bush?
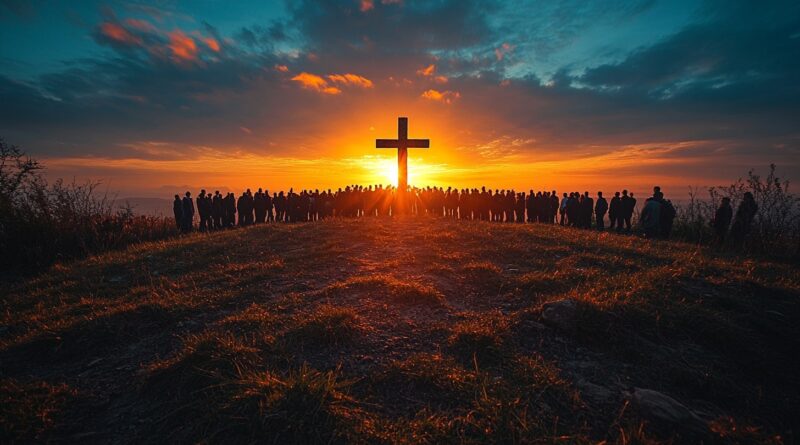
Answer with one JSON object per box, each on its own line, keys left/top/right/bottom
{"left": 672, "top": 164, "right": 800, "bottom": 256}
{"left": 0, "top": 138, "right": 177, "bottom": 275}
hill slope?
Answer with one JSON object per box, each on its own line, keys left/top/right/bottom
{"left": 1, "top": 218, "right": 798, "bottom": 443}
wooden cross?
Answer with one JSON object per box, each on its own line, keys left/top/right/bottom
{"left": 376, "top": 117, "right": 429, "bottom": 192}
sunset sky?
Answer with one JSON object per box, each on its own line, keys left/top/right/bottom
{"left": 1, "top": 0, "right": 798, "bottom": 197}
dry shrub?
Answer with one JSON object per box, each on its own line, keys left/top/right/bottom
{"left": 0, "top": 379, "right": 77, "bottom": 443}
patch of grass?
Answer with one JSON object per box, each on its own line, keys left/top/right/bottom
{"left": 324, "top": 275, "right": 446, "bottom": 306}
{"left": 0, "top": 379, "right": 77, "bottom": 443}
{"left": 222, "top": 365, "right": 360, "bottom": 444}
{"left": 461, "top": 261, "right": 505, "bottom": 294}
{"left": 371, "top": 353, "right": 478, "bottom": 409}
{"left": 143, "top": 331, "right": 262, "bottom": 400}
{"left": 281, "top": 304, "right": 364, "bottom": 350}
{"left": 447, "top": 315, "right": 508, "bottom": 368}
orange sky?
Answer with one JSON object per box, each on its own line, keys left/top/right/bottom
{"left": 5, "top": 2, "right": 798, "bottom": 199}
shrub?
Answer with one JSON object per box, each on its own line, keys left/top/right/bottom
{"left": 0, "top": 138, "right": 177, "bottom": 275}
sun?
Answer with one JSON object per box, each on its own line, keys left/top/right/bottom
{"left": 378, "top": 158, "right": 398, "bottom": 187}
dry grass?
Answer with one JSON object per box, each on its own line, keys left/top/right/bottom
{"left": 0, "top": 218, "right": 798, "bottom": 443}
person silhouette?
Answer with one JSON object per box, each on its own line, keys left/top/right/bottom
{"left": 595, "top": 191, "right": 608, "bottom": 230}
{"left": 181, "top": 191, "right": 194, "bottom": 233}
{"left": 640, "top": 191, "right": 663, "bottom": 238}
{"left": 197, "top": 189, "right": 210, "bottom": 232}
{"left": 712, "top": 197, "right": 733, "bottom": 244}
{"left": 173, "top": 194, "right": 183, "bottom": 229}
{"left": 731, "top": 192, "right": 758, "bottom": 249}
{"left": 212, "top": 191, "right": 223, "bottom": 229}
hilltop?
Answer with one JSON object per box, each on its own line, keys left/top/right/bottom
{"left": 1, "top": 218, "right": 798, "bottom": 443}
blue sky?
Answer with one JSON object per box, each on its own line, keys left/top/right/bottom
{"left": 1, "top": 0, "right": 798, "bottom": 195}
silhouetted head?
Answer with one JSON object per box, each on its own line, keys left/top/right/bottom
{"left": 722, "top": 197, "right": 731, "bottom": 205}
{"left": 654, "top": 186, "right": 661, "bottom": 194}
{"left": 185, "top": 191, "right": 191, "bottom": 197}
{"left": 744, "top": 192, "right": 754, "bottom": 201}
{"left": 598, "top": 191, "right": 603, "bottom": 197}
{"left": 630, "top": 192, "right": 634, "bottom": 197}
{"left": 200, "top": 189, "right": 206, "bottom": 195}
{"left": 174, "top": 194, "right": 179, "bottom": 200}
{"left": 615, "top": 191, "right": 620, "bottom": 197}
{"left": 622, "top": 189, "right": 628, "bottom": 196}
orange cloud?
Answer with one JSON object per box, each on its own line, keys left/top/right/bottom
{"left": 291, "top": 72, "right": 342, "bottom": 94}
{"left": 360, "top": 0, "right": 374, "bottom": 12}
{"left": 417, "top": 64, "right": 436, "bottom": 77}
{"left": 99, "top": 22, "right": 142, "bottom": 46}
{"left": 434, "top": 75, "right": 448, "bottom": 84}
{"left": 168, "top": 31, "right": 198, "bottom": 62}
{"left": 203, "top": 37, "right": 220, "bottom": 52}
{"left": 495, "top": 42, "right": 514, "bottom": 61}
{"left": 275, "top": 64, "right": 290, "bottom": 72}
{"left": 123, "top": 18, "right": 155, "bottom": 33}
{"left": 421, "top": 89, "right": 460, "bottom": 104}
{"left": 327, "top": 73, "right": 374, "bottom": 88}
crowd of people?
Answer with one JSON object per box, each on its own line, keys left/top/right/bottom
{"left": 171, "top": 184, "right": 757, "bottom": 243}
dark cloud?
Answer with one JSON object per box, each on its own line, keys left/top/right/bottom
{"left": 289, "top": 0, "right": 499, "bottom": 53}
{"left": 0, "top": 0, "right": 798, "bottom": 185}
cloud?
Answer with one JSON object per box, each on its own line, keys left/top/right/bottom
{"left": 327, "top": 73, "right": 373, "bottom": 88}
{"left": 93, "top": 18, "right": 223, "bottom": 67}
{"left": 291, "top": 72, "right": 373, "bottom": 94}
{"left": 168, "top": 31, "right": 198, "bottom": 62}
{"left": 97, "top": 22, "right": 143, "bottom": 48}
{"left": 291, "top": 72, "right": 342, "bottom": 94}
{"left": 417, "top": 64, "right": 436, "bottom": 77}
{"left": 421, "top": 89, "right": 460, "bottom": 104}
{"left": 494, "top": 42, "right": 513, "bottom": 61}
{"left": 203, "top": 37, "right": 220, "bottom": 52}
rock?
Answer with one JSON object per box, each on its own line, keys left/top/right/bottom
{"left": 541, "top": 299, "right": 578, "bottom": 331}
{"left": 577, "top": 379, "right": 613, "bottom": 403}
{"left": 632, "top": 388, "right": 706, "bottom": 433}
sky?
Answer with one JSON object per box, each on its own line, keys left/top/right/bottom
{"left": 1, "top": 0, "right": 798, "bottom": 198}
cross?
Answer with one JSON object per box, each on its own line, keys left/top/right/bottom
{"left": 376, "top": 117, "right": 429, "bottom": 192}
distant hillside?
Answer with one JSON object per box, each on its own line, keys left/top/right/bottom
{"left": 117, "top": 197, "right": 173, "bottom": 216}
{"left": 1, "top": 219, "right": 797, "bottom": 443}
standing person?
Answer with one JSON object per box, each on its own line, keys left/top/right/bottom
{"left": 608, "top": 192, "right": 621, "bottom": 230}
{"left": 619, "top": 190, "right": 634, "bottom": 233}
{"left": 550, "top": 190, "right": 559, "bottom": 224}
{"left": 181, "top": 191, "right": 194, "bottom": 233}
{"left": 237, "top": 192, "right": 247, "bottom": 226}
{"left": 224, "top": 192, "right": 236, "bottom": 227}
{"left": 595, "top": 191, "right": 608, "bottom": 230}
{"left": 640, "top": 192, "right": 662, "bottom": 239}
{"left": 254, "top": 188, "right": 266, "bottom": 223}
{"left": 212, "top": 191, "right": 223, "bottom": 229}
{"left": 660, "top": 196, "right": 676, "bottom": 239}
{"left": 265, "top": 191, "right": 274, "bottom": 222}
{"left": 582, "top": 192, "right": 594, "bottom": 229}
{"left": 559, "top": 192, "right": 568, "bottom": 225}
{"left": 172, "top": 194, "right": 183, "bottom": 229}
{"left": 730, "top": 192, "right": 758, "bottom": 249}
{"left": 196, "top": 189, "right": 210, "bottom": 232}
{"left": 712, "top": 197, "right": 733, "bottom": 245}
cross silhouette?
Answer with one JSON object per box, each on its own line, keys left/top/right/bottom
{"left": 376, "top": 117, "right": 429, "bottom": 192}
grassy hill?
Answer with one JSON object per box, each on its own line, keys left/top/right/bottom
{"left": 1, "top": 218, "right": 798, "bottom": 443}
